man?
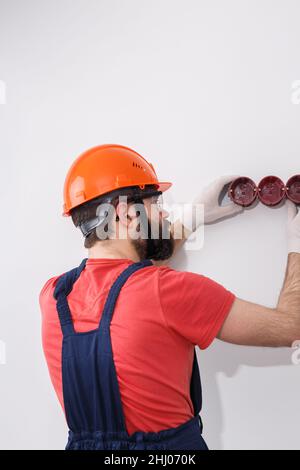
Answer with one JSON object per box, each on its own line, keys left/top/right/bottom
{"left": 39, "top": 144, "right": 300, "bottom": 450}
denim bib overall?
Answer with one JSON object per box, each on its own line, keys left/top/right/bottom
{"left": 53, "top": 258, "right": 208, "bottom": 450}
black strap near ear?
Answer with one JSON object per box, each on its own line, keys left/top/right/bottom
{"left": 79, "top": 189, "right": 162, "bottom": 238}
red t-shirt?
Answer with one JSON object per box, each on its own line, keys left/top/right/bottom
{"left": 39, "top": 258, "right": 235, "bottom": 435}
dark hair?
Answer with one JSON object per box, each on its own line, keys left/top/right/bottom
{"left": 70, "top": 184, "right": 158, "bottom": 248}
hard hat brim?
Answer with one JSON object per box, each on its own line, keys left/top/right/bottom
{"left": 62, "top": 181, "right": 172, "bottom": 216}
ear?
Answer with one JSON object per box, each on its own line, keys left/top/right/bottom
{"left": 116, "top": 201, "right": 130, "bottom": 227}
{"left": 116, "top": 200, "right": 141, "bottom": 227}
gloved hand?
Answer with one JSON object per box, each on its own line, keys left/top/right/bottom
{"left": 181, "top": 174, "right": 244, "bottom": 237}
{"left": 287, "top": 200, "right": 300, "bottom": 254}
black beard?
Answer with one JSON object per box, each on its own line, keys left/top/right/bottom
{"left": 131, "top": 216, "right": 175, "bottom": 261}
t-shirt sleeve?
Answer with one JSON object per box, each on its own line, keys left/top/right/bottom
{"left": 158, "top": 267, "right": 236, "bottom": 349}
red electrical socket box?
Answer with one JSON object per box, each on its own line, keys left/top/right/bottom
{"left": 257, "top": 176, "right": 285, "bottom": 206}
{"left": 228, "top": 177, "right": 257, "bottom": 207}
{"left": 286, "top": 175, "right": 300, "bottom": 204}
{"left": 228, "top": 175, "right": 300, "bottom": 207}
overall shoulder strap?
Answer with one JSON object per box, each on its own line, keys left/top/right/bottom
{"left": 99, "top": 259, "right": 153, "bottom": 331}
{"left": 53, "top": 258, "right": 88, "bottom": 336}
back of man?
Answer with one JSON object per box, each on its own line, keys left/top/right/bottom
{"left": 39, "top": 257, "right": 235, "bottom": 435}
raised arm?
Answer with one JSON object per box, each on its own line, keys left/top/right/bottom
{"left": 152, "top": 175, "right": 243, "bottom": 266}
{"left": 218, "top": 201, "right": 300, "bottom": 348}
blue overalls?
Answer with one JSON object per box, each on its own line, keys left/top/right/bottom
{"left": 53, "top": 258, "right": 209, "bottom": 451}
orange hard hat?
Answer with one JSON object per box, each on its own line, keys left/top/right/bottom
{"left": 62, "top": 144, "right": 172, "bottom": 216}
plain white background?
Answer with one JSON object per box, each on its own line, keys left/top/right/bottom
{"left": 0, "top": 0, "right": 299, "bottom": 450}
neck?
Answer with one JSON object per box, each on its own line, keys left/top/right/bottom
{"left": 88, "top": 239, "right": 141, "bottom": 262}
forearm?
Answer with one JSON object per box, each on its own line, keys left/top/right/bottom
{"left": 153, "top": 175, "right": 242, "bottom": 267}
{"left": 276, "top": 253, "right": 300, "bottom": 341}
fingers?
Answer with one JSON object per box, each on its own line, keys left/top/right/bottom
{"left": 212, "top": 174, "right": 243, "bottom": 192}
{"left": 220, "top": 202, "right": 244, "bottom": 217}
{"left": 286, "top": 199, "right": 297, "bottom": 222}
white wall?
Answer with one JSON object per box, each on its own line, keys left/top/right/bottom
{"left": 0, "top": 0, "right": 299, "bottom": 450}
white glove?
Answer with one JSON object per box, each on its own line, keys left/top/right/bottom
{"left": 287, "top": 199, "right": 300, "bottom": 254}
{"left": 181, "top": 174, "right": 244, "bottom": 237}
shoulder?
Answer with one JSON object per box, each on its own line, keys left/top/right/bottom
{"left": 38, "top": 276, "right": 60, "bottom": 311}
{"left": 156, "top": 264, "right": 207, "bottom": 287}
{"left": 156, "top": 264, "right": 232, "bottom": 290}
{"left": 156, "top": 264, "right": 234, "bottom": 310}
